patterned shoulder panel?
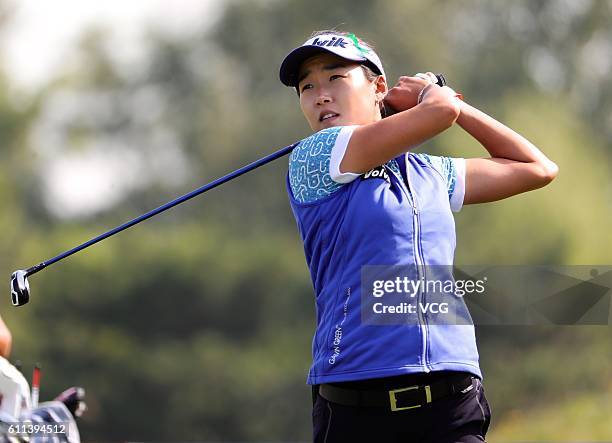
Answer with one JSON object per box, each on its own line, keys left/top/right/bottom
{"left": 411, "top": 153, "right": 457, "bottom": 200}
{"left": 386, "top": 158, "right": 401, "bottom": 177}
{"left": 288, "top": 127, "right": 345, "bottom": 204}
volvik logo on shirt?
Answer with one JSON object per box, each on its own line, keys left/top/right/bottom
{"left": 363, "top": 165, "right": 390, "bottom": 182}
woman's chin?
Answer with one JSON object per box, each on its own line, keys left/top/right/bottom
{"left": 317, "top": 116, "right": 343, "bottom": 130}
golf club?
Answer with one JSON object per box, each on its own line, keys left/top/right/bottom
{"left": 10, "top": 142, "right": 298, "bottom": 307}
{"left": 10, "top": 73, "right": 448, "bottom": 307}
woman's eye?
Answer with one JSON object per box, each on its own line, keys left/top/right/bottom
{"left": 301, "top": 84, "right": 312, "bottom": 92}
{"left": 330, "top": 75, "right": 343, "bottom": 81}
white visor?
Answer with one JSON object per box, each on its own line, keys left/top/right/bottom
{"left": 279, "top": 33, "right": 386, "bottom": 87}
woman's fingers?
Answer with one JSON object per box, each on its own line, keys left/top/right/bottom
{"left": 414, "top": 72, "right": 438, "bottom": 84}
{"left": 385, "top": 76, "right": 431, "bottom": 111}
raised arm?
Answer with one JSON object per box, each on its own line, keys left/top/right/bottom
{"left": 457, "top": 102, "right": 559, "bottom": 204}
{"left": 340, "top": 78, "right": 460, "bottom": 174}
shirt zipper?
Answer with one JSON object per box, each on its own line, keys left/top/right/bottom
{"left": 389, "top": 158, "right": 431, "bottom": 372}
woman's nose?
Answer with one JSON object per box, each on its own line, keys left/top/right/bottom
{"left": 316, "top": 94, "right": 332, "bottom": 106}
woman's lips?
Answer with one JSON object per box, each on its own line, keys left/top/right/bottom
{"left": 320, "top": 113, "right": 339, "bottom": 123}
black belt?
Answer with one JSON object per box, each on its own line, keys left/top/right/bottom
{"left": 318, "top": 374, "right": 474, "bottom": 412}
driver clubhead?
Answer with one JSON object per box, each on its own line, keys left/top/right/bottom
{"left": 11, "top": 270, "right": 30, "bottom": 306}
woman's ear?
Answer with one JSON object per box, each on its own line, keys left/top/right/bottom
{"left": 375, "top": 76, "right": 388, "bottom": 103}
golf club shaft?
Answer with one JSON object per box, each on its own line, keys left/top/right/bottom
{"left": 25, "top": 142, "right": 299, "bottom": 277}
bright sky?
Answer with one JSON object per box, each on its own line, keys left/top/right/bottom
{"left": 1, "top": 0, "right": 221, "bottom": 218}
{"left": 2, "top": 0, "right": 221, "bottom": 91}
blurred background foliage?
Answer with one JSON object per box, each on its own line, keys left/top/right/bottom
{"left": 0, "top": 0, "right": 610, "bottom": 441}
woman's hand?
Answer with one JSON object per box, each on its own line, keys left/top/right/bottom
{"left": 340, "top": 74, "right": 460, "bottom": 175}
{"left": 383, "top": 75, "right": 431, "bottom": 112}
{"left": 383, "top": 72, "right": 459, "bottom": 113}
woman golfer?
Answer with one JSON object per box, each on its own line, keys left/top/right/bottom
{"left": 280, "top": 30, "right": 558, "bottom": 442}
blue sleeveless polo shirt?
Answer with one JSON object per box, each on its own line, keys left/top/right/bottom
{"left": 287, "top": 126, "right": 481, "bottom": 385}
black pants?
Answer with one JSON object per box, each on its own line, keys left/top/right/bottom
{"left": 312, "top": 377, "right": 492, "bottom": 443}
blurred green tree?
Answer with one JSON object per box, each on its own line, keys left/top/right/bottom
{"left": 0, "top": 0, "right": 610, "bottom": 441}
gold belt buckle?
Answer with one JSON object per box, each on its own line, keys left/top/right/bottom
{"left": 388, "top": 384, "right": 432, "bottom": 411}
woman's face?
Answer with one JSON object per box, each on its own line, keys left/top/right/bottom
{"left": 297, "top": 52, "right": 386, "bottom": 132}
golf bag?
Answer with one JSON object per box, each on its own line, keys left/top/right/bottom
{"left": 0, "top": 357, "right": 82, "bottom": 443}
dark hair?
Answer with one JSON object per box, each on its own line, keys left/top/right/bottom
{"left": 294, "top": 30, "right": 382, "bottom": 96}
{"left": 360, "top": 64, "right": 379, "bottom": 82}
